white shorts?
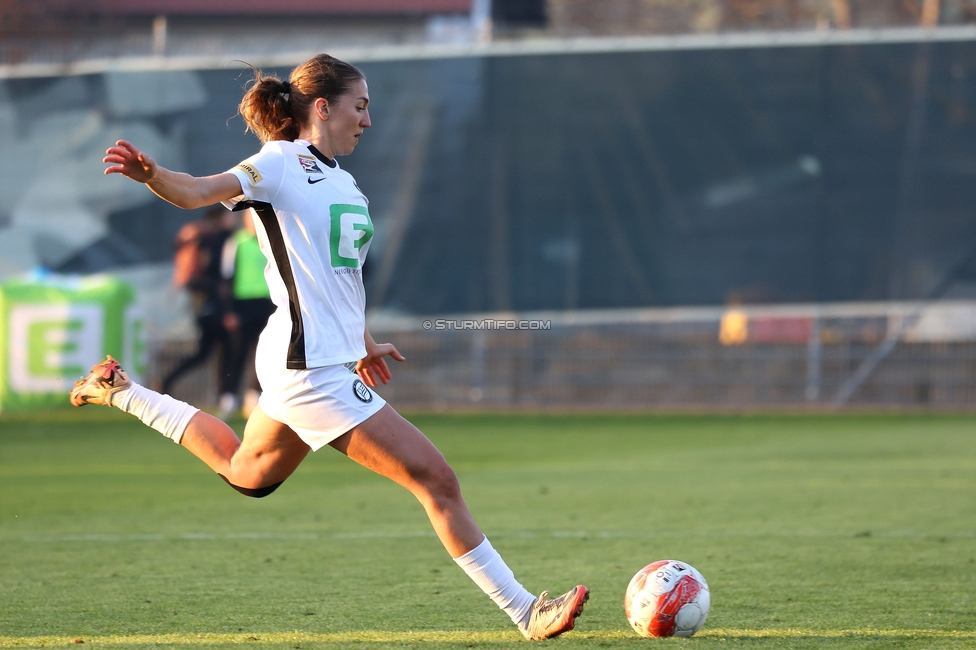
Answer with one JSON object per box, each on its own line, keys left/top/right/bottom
{"left": 256, "top": 362, "right": 386, "bottom": 451}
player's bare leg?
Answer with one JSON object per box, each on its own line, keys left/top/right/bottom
{"left": 72, "top": 358, "right": 586, "bottom": 637}
{"left": 71, "top": 356, "right": 308, "bottom": 495}
{"left": 329, "top": 403, "right": 482, "bottom": 556}
{"left": 329, "top": 404, "right": 588, "bottom": 639}
{"left": 180, "top": 407, "right": 310, "bottom": 491}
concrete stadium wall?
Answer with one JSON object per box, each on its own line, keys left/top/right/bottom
{"left": 153, "top": 301, "right": 976, "bottom": 410}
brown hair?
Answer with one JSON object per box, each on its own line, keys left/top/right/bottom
{"left": 238, "top": 54, "right": 365, "bottom": 143}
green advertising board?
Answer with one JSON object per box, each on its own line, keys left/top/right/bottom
{"left": 0, "top": 274, "right": 146, "bottom": 413}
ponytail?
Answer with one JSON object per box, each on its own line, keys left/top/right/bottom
{"left": 239, "top": 70, "right": 299, "bottom": 143}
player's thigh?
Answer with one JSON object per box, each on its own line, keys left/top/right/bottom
{"left": 329, "top": 404, "right": 452, "bottom": 492}
{"left": 234, "top": 405, "right": 311, "bottom": 486}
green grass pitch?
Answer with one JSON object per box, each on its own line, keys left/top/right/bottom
{"left": 1, "top": 410, "right": 974, "bottom": 649}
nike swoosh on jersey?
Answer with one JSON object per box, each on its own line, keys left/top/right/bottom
{"left": 307, "top": 177, "right": 326, "bottom": 185}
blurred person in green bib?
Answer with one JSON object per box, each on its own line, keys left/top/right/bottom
{"left": 218, "top": 209, "right": 275, "bottom": 419}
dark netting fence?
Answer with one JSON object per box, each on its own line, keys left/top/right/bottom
{"left": 5, "top": 35, "right": 976, "bottom": 408}
{"left": 4, "top": 38, "right": 974, "bottom": 310}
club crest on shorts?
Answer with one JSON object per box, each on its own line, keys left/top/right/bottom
{"left": 352, "top": 379, "right": 373, "bottom": 403}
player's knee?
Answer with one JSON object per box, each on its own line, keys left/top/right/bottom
{"left": 218, "top": 473, "right": 284, "bottom": 498}
{"left": 419, "top": 461, "right": 462, "bottom": 504}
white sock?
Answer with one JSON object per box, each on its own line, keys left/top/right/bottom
{"left": 454, "top": 536, "right": 536, "bottom": 629}
{"left": 112, "top": 383, "right": 198, "bottom": 444}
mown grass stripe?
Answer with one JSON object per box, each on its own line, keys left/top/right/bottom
{"left": 6, "top": 529, "right": 976, "bottom": 545}
{"left": 2, "top": 629, "right": 975, "bottom": 647}
{"left": 700, "top": 628, "right": 976, "bottom": 638}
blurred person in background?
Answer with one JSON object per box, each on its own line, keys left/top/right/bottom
{"left": 218, "top": 208, "right": 274, "bottom": 419}
{"left": 162, "top": 206, "right": 235, "bottom": 400}
{"left": 73, "top": 53, "right": 587, "bottom": 640}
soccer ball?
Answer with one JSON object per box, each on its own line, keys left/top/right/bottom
{"left": 624, "top": 560, "right": 710, "bottom": 637}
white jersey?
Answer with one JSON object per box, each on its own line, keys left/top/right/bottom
{"left": 224, "top": 139, "right": 372, "bottom": 370}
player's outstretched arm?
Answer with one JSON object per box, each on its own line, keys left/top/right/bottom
{"left": 104, "top": 140, "right": 242, "bottom": 210}
{"left": 356, "top": 327, "right": 405, "bottom": 387}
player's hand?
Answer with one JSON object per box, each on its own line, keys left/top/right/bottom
{"left": 356, "top": 342, "right": 405, "bottom": 387}
{"left": 103, "top": 140, "right": 158, "bottom": 183}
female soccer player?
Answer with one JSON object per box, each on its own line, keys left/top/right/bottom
{"left": 71, "top": 54, "right": 587, "bottom": 640}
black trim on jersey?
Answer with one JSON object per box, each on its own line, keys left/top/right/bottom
{"left": 307, "top": 145, "right": 337, "bottom": 168}
{"left": 233, "top": 200, "right": 307, "bottom": 369}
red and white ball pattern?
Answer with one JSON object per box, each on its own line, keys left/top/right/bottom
{"left": 624, "top": 560, "right": 710, "bottom": 637}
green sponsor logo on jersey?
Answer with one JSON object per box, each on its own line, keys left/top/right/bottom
{"left": 329, "top": 204, "right": 373, "bottom": 269}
